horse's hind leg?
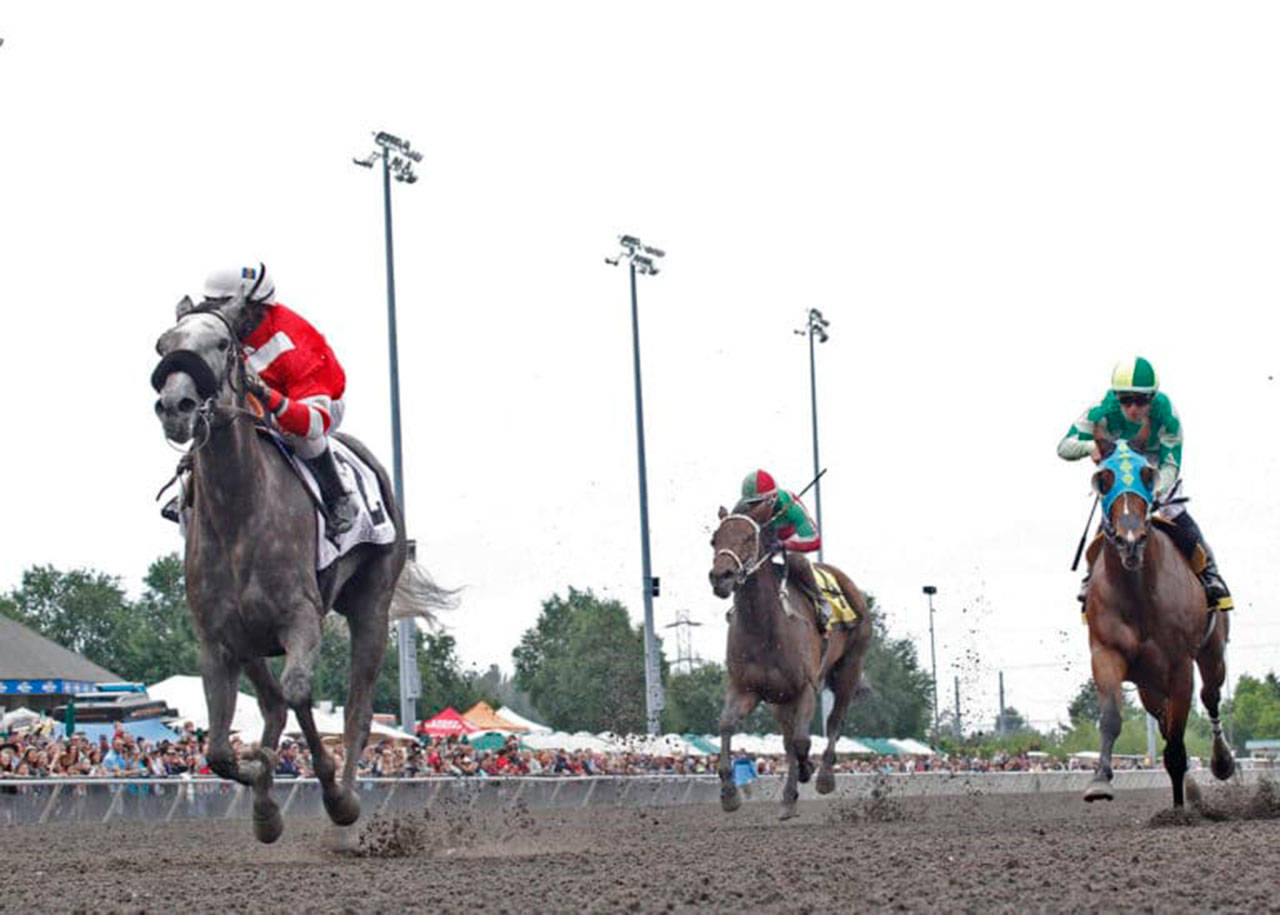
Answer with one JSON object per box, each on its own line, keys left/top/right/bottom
{"left": 718, "top": 689, "right": 759, "bottom": 813}
{"left": 817, "top": 650, "right": 863, "bottom": 796}
{"left": 1197, "top": 615, "right": 1235, "bottom": 780}
{"left": 239, "top": 658, "right": 289, "bottom": 843}
{"left": 333, "top": 564, "right": 394, "bottom": 824}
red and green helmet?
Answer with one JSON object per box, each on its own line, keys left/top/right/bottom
{"left": 1111, "top": 356, "right": 1159, "bottom": 395}
{"left": 741, "top": 469, "right": 778, "bottom": 503}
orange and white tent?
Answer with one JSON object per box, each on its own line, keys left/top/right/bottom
{"left": 462, "top": 700, "right": 526, "bottom": 733}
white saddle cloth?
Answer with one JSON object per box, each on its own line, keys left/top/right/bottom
{"left": 177, "top": 436, "right": 397, "bottom": 570}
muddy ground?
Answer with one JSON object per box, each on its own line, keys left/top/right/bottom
{"left": 8, "top": 780, "right": 1280, "bottom": 914}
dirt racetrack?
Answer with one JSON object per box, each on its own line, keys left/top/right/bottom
{"left": 8, "top": 781, "right": 1280, "bottom": 914}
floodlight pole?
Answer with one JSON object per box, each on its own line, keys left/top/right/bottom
{"left": 923, "top": 586, "right": 940, "bottom": 747}
{"left": 354, "top": 131, "right": 421, "bottom": 732}
{"left": 795, "top": 309, "right": 829, "bottom": 562}
{"left": 606, "top": 235, "right": 666, "bottom": 735}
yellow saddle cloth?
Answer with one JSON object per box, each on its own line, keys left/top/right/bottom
{"left": 814, "top": 565, "right": 859, "bottom": 632}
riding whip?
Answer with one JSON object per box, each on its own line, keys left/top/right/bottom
{"left": 1070, "top": 494, "right": 1099, "bottom": 572}
{"left": 795, "top": 468, "right": 827, "bottom": 501}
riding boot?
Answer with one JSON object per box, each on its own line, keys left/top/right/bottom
{"left": 303, "top": 446, "right": 359, "bottom": 536}
{"left": 785, "top": 553, "right": 832, "bottom": 629}
{"left": 1169, "top": 512, "right": 1234, "bottom": 612}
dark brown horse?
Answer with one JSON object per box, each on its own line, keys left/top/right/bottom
{"left": 708, "top": 498, "right": 873, "bottom": 819}
{"left": 1083, "top": 437, "right": 1234, "bottom": 807}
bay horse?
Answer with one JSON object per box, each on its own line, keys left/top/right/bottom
{"left": 1083, "top": 437, "right": 1234, "bottom": 807}
{"left": 708, "top": 498, "right": 873, "bottom": 819}
{"left": 151, "top": 299, "right": 450, "bottom": 843}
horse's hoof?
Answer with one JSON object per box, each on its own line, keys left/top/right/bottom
{"left": 1212, "top": 754, "right": 1235, "bottom": 781}
{"left": 815, "top": 769, "right": 836, "bottom": 795}
{"left": 1083, "top": 782, "right": 1114, "bottom": 803}
{"left": 779, "top": 805, "right": 799, "bottom": 821}
{"left": 720, "top": 788, "right": 741, "bottom": 813}
{"left": 253, "top": 803, "right": 284, "bottom": 844}
{"left": 323, "top": 790, "right": 361, "bottom": 827}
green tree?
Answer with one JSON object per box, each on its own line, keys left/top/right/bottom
{"left": 1067, "top": 679, "right": 1101, "bottom": 724}
{"left": 309, "top": 618, "right": 483, "bottom": 719}
{"left": 838, "top": 602, "right": 933, "bottom": 739}
{"left": 661, "top": 663, "right": 726, "bottom": 734}
{"left": 1224, "top": 673, "right": 1280, "bottom": 751}
{"left": 995, "top": 705, "right": 1029, "bottom": 734}
{"left": 513, "top": 588, "right": 657, "bottom": 733}
{"left": 125, "top": 554, "right": 200, "bottom": 684}
{"left": 0, "top": 565, "right": 135, "bottom": 676}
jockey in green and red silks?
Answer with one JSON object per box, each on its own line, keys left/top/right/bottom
{"left": 737, "top": 469, "right": 830, "bottom": 616}
{"left": 738, "top": 470, "right": 821, "bottom": 553}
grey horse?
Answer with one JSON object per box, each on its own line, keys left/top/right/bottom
{"left": 152, "top": 299, "right": 448, "bottom": 844}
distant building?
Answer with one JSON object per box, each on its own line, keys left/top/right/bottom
{"left": 0, "top": 614, "right": 122, "bottom": 713}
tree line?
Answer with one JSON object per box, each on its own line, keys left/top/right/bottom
{"left": 12, "top": 556, "right": 1275, "bottom": 750}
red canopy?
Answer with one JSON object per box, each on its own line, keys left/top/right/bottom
{"left": 416, "top": 706, "right": 478, "bottom": 737}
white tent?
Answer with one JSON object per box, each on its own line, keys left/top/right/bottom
{"left": 148, "top": 675, "right": 415, "bottom": 744}
{"left": 496, "top": 706, "right": 552, "bottom": 735}
{"left": 522, "top": 730, "right": 612, "bottom": 752}
{"left": 890, "top": 738, "right": 935, "bottom": 755}
{"left": 1, "top": 707, "right": 42, "bottom": 730}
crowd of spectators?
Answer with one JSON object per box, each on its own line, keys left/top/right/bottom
{"left": 1, "top": 718, "right": 1165, "bottom": 780}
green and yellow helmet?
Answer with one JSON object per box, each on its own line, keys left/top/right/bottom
{"left": 1111, "top": 356, "right": 1159, "bottom": 395}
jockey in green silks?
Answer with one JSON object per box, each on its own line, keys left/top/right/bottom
{"left": 736, "top": 469, "right": 832, "bottom": 620}
{"left": 1058, "top": 356, "right": 1233, "bottom": 612}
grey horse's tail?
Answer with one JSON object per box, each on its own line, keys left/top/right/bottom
{"left": 389, "top": 559, "right": 459, "bottom": 627}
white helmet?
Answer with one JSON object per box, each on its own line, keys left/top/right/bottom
{"left": 203, "top": 263, "right": 275, "bottom": 305}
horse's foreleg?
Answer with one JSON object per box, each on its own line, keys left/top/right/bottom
{"left": 1085, "top": 646, "right": 1127, "bottom": 802}
{"left": 718, "top": 689, "right": 759, "bottom": 813}
{"left": 774, "top": 689, "right": 815, "bottom": 821}
{"left": 241, "top": 659, "right": 288, "bottom": 844}
{"left": 200, "top": 646, "right": 250, "bottom": 784}
{"left": 1161, "top": 667, "right": 1194, "bottom": 808}
{"left": 1197, "top": 618, "right": 1235, "bottom": 781}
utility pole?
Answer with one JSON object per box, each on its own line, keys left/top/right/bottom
{"left": 794, "top": 309, "right": 830, "bottom": 562}
{"left": 605, "top": 234, "right": 666, "bottom": 735}
{"left": 954, "top": 675, "right": 962, "bottom": 739}
{"left": 923, "top": 586, "right": 939, "bottom": 747}
{"left": 998, "top": 670, "right": 1007, "bottom": 737}
{"left": 353, "top": 131, "right": 422, "bottom": 731}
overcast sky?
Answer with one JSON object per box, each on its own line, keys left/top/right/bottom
{"left": 3, "top": 3, "right": 1279, "bottom": 732}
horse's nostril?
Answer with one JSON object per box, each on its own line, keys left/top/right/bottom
{"left": 178, "top": 398, "right": 197, "bottom": 413}
{"left": 154, "top": 400, "right": 164, "bottom": 416}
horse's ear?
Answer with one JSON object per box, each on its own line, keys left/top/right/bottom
{"left": 1092, "top": 469, "right": 1114, "bottom": 495}
{"left": 1140, "top": 465, "right": 1155, "bottom": 491}
{"left": 718, "top": 505, "right": 728, "bottom": 520}
{"left": 175, "top": 295, "right": 194, "bottom": 320}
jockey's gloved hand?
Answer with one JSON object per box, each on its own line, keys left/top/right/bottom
{"left": 244, "top": 368, "right": 287, "bottom": 418}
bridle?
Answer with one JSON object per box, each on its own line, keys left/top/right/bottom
{"left": 714, "top": 513, "right": 777, "bottom": 584}
{"left": 152, "top": 306, "right": 255, "bottom": 455}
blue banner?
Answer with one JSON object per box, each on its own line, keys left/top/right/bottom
{"left": 0, "top": 679, "right": 96, "bottom": 697}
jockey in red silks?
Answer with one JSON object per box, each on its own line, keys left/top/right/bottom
{"left": 164, "top": 263, "right": 358, "bottom": 534}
